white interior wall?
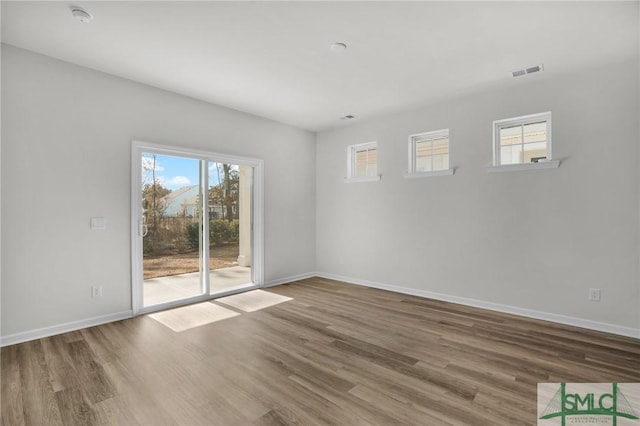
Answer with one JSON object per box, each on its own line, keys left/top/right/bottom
{"left": 316, "top": 59, "right": 640, "bottom": 333}
{"left": 636, "top": 0, "right": 640, "bottom": 330}
{"left": 0, "top": 45, "right": 316, "bottom": 338}
{"left": 0, "top": 28, "right": 3, "bottom": 337}
{"left": 2, "top": 42, "right": 639, "bottom": 341}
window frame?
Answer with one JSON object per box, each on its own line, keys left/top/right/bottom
{"left": 345, "top": 141, "right": 381, "bottom": 183}
{"left": 490, "top": 111, "right": 559, "bottom": 171}
{"left": 404, "top": 128, "right": 454, "bottom": 178}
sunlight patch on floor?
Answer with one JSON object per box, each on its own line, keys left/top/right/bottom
{"left": 216, "top": 290, "right": 293, "bottom": 312}
{"left": 148, "top": 302, "right": 240, "bottom": 332}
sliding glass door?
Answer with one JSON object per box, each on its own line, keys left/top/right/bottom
{"left": 207, "top": 162, "right": 253, "bottom": 294}
{"left": 139, "top": 152, "right": 206, "bottom": 308}
{"left": 132, "top": 142, "right": 263, "bottom": 314}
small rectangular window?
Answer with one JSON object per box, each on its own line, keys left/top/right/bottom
{"left": 494, "top": 112, "right": 551, "bottom": 166}
{"left": 407, "top": 129, "right": 451, "bottom": 176}
{"left": 347, "top": 142, "right": 379, "bottom": 181}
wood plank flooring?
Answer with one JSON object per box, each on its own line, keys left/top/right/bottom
{"left": 2, "top": 277, "right": 639, "bottom": 425}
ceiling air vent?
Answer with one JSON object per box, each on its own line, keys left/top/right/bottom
{"left": 512, "top": 64, "right": 544, "bottom": 78}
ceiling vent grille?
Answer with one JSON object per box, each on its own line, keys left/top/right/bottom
{"left": 512, "top": 64, "right": 544, "bottom": 78}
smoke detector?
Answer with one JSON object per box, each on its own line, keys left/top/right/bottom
{"left": 512, "top": 64, "right": 544, "bottom": 78}
{"left": 70, "top": 6, "right": 93, "bottom": 23}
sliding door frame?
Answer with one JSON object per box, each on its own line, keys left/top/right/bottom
{"left": 131, "top": 140, "right": 264, "bottom": 315}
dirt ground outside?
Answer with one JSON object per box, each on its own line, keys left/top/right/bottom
{"left": 143, "top": 243, "right": 239, "bottom": 279}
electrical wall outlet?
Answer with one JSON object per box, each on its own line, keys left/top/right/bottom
{"left": 92, "top": 286, "right": 103, "bottom": 298}
{"left": 588, "top": 288, "right": 601, "bottom": 302}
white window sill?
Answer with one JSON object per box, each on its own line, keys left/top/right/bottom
{"left": 403, "top": 169, "right": 455, "bottom": 179}
{"left": 344, "top": 175, "right": 382, "bottom": 183}
{"left": 486, "top": 160, "right": 560, "bottom": 173}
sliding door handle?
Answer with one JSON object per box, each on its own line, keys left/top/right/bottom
{"left": 139, "top": 220, "right": 148, "bottom": 237}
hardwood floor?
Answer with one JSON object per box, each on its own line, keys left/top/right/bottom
{"left": 2, "top": 277, "right": 639, "bottom": 425}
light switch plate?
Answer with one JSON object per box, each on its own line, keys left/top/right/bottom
{"left": 90, "top": 217, "right": 106, "bottom": 230}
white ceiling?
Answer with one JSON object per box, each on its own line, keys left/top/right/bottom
{"left": 2, "top": 1, "right": 638, "bottom": 132}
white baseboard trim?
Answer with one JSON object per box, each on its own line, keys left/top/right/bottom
{"left": 4, "top": 273, "right": 636, "bottom": 346}
{"left": 0, "top": 273, "right": 312, "bottom": 347}
{"left": 263, "top": 272, "right": 317, "bottom": 288}
{"left": 1, "top": 310, "right": 133, "bottom": 347}
{"left": 315, "top": 272, "right": 640, "bottom": 340}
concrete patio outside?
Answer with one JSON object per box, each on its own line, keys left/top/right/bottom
{"left": 143, "top": 266, "right": 252, "bottom": 307}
